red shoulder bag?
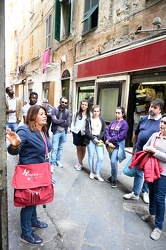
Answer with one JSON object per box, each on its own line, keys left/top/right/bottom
{"left": 12, "top": 162, "right": 54, "bottom": 207}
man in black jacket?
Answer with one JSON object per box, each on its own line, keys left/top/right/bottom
{"left": 50, "top": 97, "right": 70, "bottom": 172}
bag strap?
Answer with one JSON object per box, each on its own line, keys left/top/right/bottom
{"left": 42, "top": 133, "right": 49, "bottom": 159}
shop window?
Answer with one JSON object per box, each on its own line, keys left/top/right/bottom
{"left": 54, "top": 0, "right": 71, "bottom": 42}
{"left": 78, "top": 86, "right": 94, "bottom": 111}
{"left": 97, "top": 83, "right": 122, "bottom": 123}
{"left": 46, "top": 14, "right": 52, "bottom": 48}
{"left": 82, "top": 0, "right": 99, "bottom": 35}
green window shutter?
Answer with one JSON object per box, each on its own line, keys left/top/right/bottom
{"left": 54, "top": 0, "right": 61, "bottom": 42}
{"left": 82, "top": 4, "right": 98, "bottom": 23}
{"left": 68, "top": 0, "right": 71, "bottom": 34}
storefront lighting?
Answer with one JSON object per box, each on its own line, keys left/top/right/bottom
{"left": 142, "top": 81, "right": 166, "bottom": 85}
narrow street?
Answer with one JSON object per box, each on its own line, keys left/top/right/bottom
{"left": 7, "top": 132, "right": 166, "bottom": 250}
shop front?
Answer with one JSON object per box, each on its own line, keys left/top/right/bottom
{"left": 75, "top": 36, "right": 166, "bottom": 147}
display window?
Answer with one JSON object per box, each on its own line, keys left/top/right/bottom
{"left": 126, "top": 71, "right": 166, "bottom": 147}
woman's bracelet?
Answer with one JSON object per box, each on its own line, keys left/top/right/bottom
{"left": 11, "top": 144, "right": 20, "bottom": 149}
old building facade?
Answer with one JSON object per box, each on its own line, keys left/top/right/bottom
{"left": 6, "top": 0, "right": 166, "bottom": 146}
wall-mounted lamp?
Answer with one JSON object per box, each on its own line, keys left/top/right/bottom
{"left": 135, "top": 17, "right": 166, "bottom": 35}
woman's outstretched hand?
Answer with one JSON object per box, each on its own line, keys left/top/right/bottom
{"left": 6, "top": 129, "right": 21, "bottom": 147}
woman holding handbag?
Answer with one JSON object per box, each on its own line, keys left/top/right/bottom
{"left": 6, "top": 105, "right": 52, "bottom": 245}
{"left": 105, "top": 107, "right": 129, "bottom": 188}
{"left": 71, "top": 99, "right": 90, "bottom": 170}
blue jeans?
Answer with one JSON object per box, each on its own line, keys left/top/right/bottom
{"left": 133, "top": 165, "right": 149, "bottom": 196}
{"left": 6, "top": 122, "right": 18, "bottom": 132}
{"left": 20, "top": 206, "right": 38, "bottom": 236}
{"left": 148, "top": 175, "right": 166, "bottom": 230}
{"left": 50, "top": 131, "right": 66, "bottom": 165}
{"left": 132, "top": 148, "right": 149, "bottom": 196}
{"left": 108, "top": 148, "right": 118, "bottom": 181}
{"left": 87, "top": 140, "right": 104, "bottom": 174}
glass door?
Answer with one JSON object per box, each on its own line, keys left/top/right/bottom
{"left": 97, "top": 82, "right": 122, "bottom": 123}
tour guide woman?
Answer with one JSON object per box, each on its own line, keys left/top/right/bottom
{"left": 6, "top": 105, "right": 52, "bottom": 245}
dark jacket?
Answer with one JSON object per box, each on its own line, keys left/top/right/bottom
{"left": 84, "top": 116, "right": 105, "bottom": 145}
{"left": 51, "top": 106, "right": 70, "bottom": 134}
{"left": 7, "top": 125, "right": 52, "bottom": 164}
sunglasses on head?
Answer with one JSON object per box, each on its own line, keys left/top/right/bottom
{"left": 61, "top": 101, "right": 68, "bottom": 104}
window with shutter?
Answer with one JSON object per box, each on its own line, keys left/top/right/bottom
{"left": 82, "top": 0, "right": 99, "bottom": 35}
{"left": 54, "top": 0, "right": 72, "bottom": 42}
{"left": 46, "top": 15, "right": 52, "bottom": 48}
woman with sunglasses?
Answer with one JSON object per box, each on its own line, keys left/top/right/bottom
{"left": 141, "top": 113, "right": 166, "bottom": 241}
{"left": 71, "top": 99, "right": 90, "bottom": 170}
{"left": 105, "top": 107, "right": 129, "bottom": 188}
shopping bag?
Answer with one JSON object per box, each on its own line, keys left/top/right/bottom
{"left": 123, "top": 157, "right": 136, "bottom": 177}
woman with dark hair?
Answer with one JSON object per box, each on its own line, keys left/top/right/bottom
{"left": 71, "top": 99, "right": 90, "bottom": 170}
{"left": 85, "top": 104, "right": 105, "bottom": 181}
{"left": 105, "top": 107, "right": 129, "bottom": 188}
{"left": 6, "top": 105, "right": 52, "bottom": 245}
{"left": 142, "top": 113, "right": 166, "bottom": 241}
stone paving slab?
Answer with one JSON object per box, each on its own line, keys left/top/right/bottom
{"left": 7, "top": 132, "right": 166, "bottom": 250}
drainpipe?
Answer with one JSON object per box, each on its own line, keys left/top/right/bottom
{"left": 0, "top": 0, "right": 8, "bottom": 249}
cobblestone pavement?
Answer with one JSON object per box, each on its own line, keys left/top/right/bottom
{"left": 7, "top": 132, "right": 166, "bottom": 250}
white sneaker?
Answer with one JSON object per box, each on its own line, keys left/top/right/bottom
{"left": 142, "top": 214, "right": 155, "bottom": 222}
{"left": 56, "top": 161, "right": 63, "bottom": 168}
{"left": 74, "top": 163, "right": 79, "bottom": 169}
{"left": 76, "top": 164, "right": 82, "bottom": 171}
{"left": 95, "top": 174, "right": 104, "bottom": 182}
{"left": 142, "top": 192, "right": 149, "bottom": 204}
{"left": 89, "top": 172, "right": 95, "bottom": 179}
{"left": 150, "top": 228, "right": 161, "bottom": 240}
{"left": 123, "top": 192, "right": 139, "bottom": 200}
{"left": 51, "top": 165, "right": 54, "bottom": 173}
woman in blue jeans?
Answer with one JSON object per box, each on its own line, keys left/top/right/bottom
{"left": 142, "top": 114, "right": 166, "bottom": 241}
{"left": 85, "top": 105, "right": 105, "bottom": 181}
{"left": 105, "top": 107, "right": 129, "bottom": 188}
{"left": 6, "top": 105, "right": 52, "bottom": 245}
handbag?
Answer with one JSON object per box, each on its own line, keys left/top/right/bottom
{"left": 106, "top": 144, "right": 115, "bottom": 153}
{"left": 123, "top": 157, "right": 136, "bottom": 177}
{"left": 12, "top": 162, "right": 54, "bottom": 207}
{"left": 97, "top": 141, "right": 104, "bottom": 146}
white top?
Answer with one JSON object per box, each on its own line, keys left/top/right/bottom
{"left": 71, "top": 113, "right": 87, "bottom": 135}
{"left": 91, "top": 117, "right": 102, "bottom": 136}
{"left": 7, "top": 97, "right": 16, "bottom": 123}
{"left": 22, "top": 103, "right": 31, "bottom": 117}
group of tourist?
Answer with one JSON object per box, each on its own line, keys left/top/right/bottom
{"left": 71, "top": 98, "right": 166, "bottom": 242}
{"left": 71, "top": 100, "right": 129, "bottom": 187}
{"left": 6, "top": 86, "right": 166, "bottom": 244}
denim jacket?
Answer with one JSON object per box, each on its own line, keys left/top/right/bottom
{"left": 117, "top": 140, "right": 126, "bottom": 163}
